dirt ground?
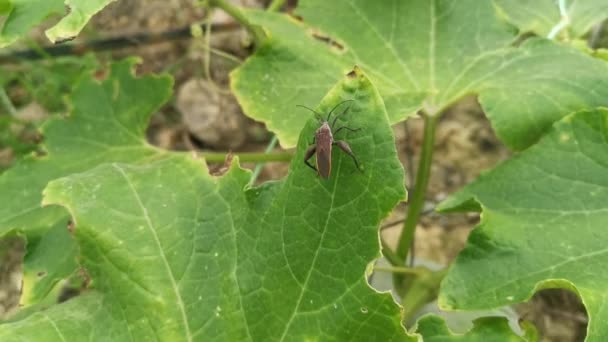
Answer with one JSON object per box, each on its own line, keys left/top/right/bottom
{"left": 0, "top": 0, "right": 594, "bottom": 340}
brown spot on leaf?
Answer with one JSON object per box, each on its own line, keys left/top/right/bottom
{"left": 309, "top": 30, "right": 344, "bottom": 51}
{"left": 79, "top": 267, "right": 91, "bottom": 288}
{"left": 288, "top": 13, "right": 303, "bottom": 22}
{"left": 67, "top": 220, "right": 75, "bottom": 234}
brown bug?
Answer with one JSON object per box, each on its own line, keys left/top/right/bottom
{"left": 298, "top": 100, "right": 363, "bottom": 179}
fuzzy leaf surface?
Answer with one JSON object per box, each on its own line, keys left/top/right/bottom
{"left": 0, "top": 66, "right": 411, "bottom": 341}
{"left": 438, "top": 108, "right": 608, "bottom": 342}
{"left": 233, "top": 0, "right": 608, "bottom": 149}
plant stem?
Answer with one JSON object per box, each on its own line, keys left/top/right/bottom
{"left": 249, "top": 135, "right": 278, "bottom": 185}
{"left": 373, "top": 266, "right": 427, "bottom": 276}
{"left": 267, "top": 0, "right": 286, "bottom": 12}
{"left": 206, "top": 0, "right": 266, "bottom": 47}
{"left": 199, "top": 10, "right": 233, "bottom": 96}
{"left": 396, "top": 113, "right": 439, "bottom": 263}
{"left": 0, "top": 87, "right": 17, "bottom": 118}
{"left": 400, "top": 268, "right": 447, "bottom": 323}
{"left": 381, "top": 238, "right": 402, "bottom": 266}
{"left": 201, "top": 151, "right": 291, "bottom": 163}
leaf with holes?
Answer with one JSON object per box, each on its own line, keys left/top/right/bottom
{"left": 232, "top": 0, "right": 608, "bottom": 149}
{"left": 0, "top": 0, "right": 115, "bottom": 47}
{"left": 0, "top": 58, "right": 171, "bottom": 305}
{"left": 437, "top": 108, "right": 608, "bottom": 341}
{"left": 494, "top": 0, "right": 608, "bottom": 39}
{"left": 0, "top": 63, "right": 412, "bottom": 340}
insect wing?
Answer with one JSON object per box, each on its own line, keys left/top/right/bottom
{"left": 316, "top": 134, "right": 332, "bottom": 179}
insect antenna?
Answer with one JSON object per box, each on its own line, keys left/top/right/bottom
{"left": 296, "top": 105, "right": 324, "bottom": 122}
{"left": 326, "top": 99, "right": 354, "bottom": 122}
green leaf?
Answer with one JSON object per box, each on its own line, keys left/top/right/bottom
{"left": 20, "top": 218, "right": 78, "bottom": 305}
{"left": 0, "top": 0, "right": 114, "bottom": 47}
{"left": 495, "top": 0, "right": 608, "bottom": 38}
{"left": 0, "top": 116, "right": 38, "bottom": 168}
{"left": 18, "top": 55, "right": 100, "bottom": 113}
{"left": 415, "top": 315, "right": 533, "bottom": 341}
{"left": 0, "top": 58, "right": 171, "bottom": 304}
{"left": 45, "top": 0, "right": 117, "bottom": 44}
{"left": 233, "top": 0, "right": 608, "bottom": 149}
{"left": 0, "top": 58, "right": 170, "bottom": 235}
{"left": 0, "top": 66, "right": 411, "bottom": 340}
{"left": 437, "top": 108, "right": 608, "bottom": 341}
{"left": 0, "top": 0, "right": 12, "bottom": 15}
{"left": 0, "top": 0, "right": 64, "bottom": 47}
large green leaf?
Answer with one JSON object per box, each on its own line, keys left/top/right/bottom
{"left": 437, "top": 108, "right": 608, "bottom": 341}
{"left": 495, "top": 0, "right": 608, "bottom": 38}
{"left": 0, "top": 0, "right": 115, "bottom": 47}
{"left": 0, "top": 66, "right": 411, "bottom": 340}
{"left": 0, "top": 59, "right": 171, "bottom": 304}
{"left": 232, "top": 0, "right": 608, "bottom": 149}
{"left": 0, "top": 59, "right": 169, "bottom": 234}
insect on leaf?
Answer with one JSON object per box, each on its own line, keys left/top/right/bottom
{"left": 0, "top": 63, "right": 411, "bottom": 341}
{"left": 232, "top": 0, "right": 608, "bottom": 150}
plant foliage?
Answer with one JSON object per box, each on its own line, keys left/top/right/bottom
{"left": 0, "top": 0, "right": 115, "bottom": 47}
{"left": 0, "top": 61, "right": 411, "bottom": 341}
{"left": 233, "top": 0, "right": 608, "bottom": 150}
{"left": 438, "top": 108, "right": 608, "bottom": 341}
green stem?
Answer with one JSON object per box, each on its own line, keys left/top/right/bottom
{"left": 249, "top": 135, "right": 279, "bottom": 185}
{"left": 373, "top": 266, "right": 427, "bottom": 276}
{"left": 206, "top": 0, "right": 266, "bottom": 46}
{"left": 400, "top": 268, "right": 447, "bottom": 323}
{"left": 396, "top": 113, "right": 439, "bottom": 263}
{"left": 267, "top": 0, "right": 286, "bottom": 11}
{"left": 203, "top": 45, "right": 242, "bottom": 64}
{"left": 201, "top": 151, "right": 292, "bottom": 163}
{"left": 0, "top": 87, "right": 17, "bottom": 118}
{"left": 381, "top": 238, "right": 402, "bottom": 266}
{"left": 200, "top": 11, "right": 233, "bottom": 96}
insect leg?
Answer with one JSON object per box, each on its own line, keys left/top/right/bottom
{"left": 331, "top": 104, "right": 352, "bottom": 128}
{"left": 296, "top": 105, "right": 324, "bottom": 122}
{"left": 327, "top": 99, "right": 354, "bottom": 122}
{"left": 334, "top": 140, "right": 363, "bottom": 172}
{"left": 333, "top": 126, "right": 361, "bottom": 136}
{"left": 304, "top": 145, "right": 318, "bottom": 172}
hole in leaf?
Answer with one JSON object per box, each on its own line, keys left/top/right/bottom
{"left": 57, "top": 286, "right": 81, "bottom": 303}
{"left": 516, "top": 288, "right": 587, "bottom": 341}
{"left": 0, "top": 236, "right": 25, "bottom": 318}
